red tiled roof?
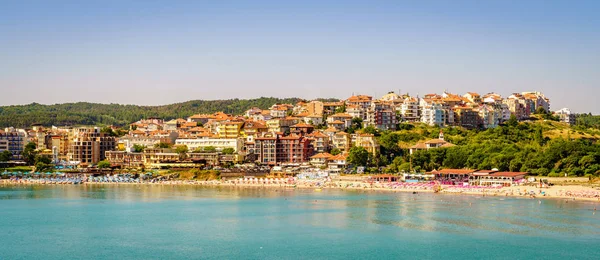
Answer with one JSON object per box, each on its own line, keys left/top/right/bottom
{"left": 492, "top": 172, "right": 528, "bottom": 177}
{"left": 438, "top": 169, "right": 475, "bottom": 174}
{"left": 311, "top": 152, "right": 333, "bottom": 159}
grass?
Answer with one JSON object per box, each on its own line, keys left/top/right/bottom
{"left": 2, "top": 166, "right": 33, "bottom": 172}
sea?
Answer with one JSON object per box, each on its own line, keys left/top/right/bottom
{"left": 0, "top": 185, "right": 599, "bottom": 259}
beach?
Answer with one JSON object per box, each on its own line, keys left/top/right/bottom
{"left": 3, "top": 177, "right": 599, "bottom": 203}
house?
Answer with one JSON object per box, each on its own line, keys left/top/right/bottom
{"left": 346, "top": 95, "right": 373, "bottom": 110}
{"left": 409, "top": 131, "right": 455, "bottom": 154}
{"left": 290, "top": 123, "right": 314, "bottom": 135}
{"left": 301, "top": 114, "right": 324, "bottom": 125}
{"left": 323, "top": 101, "right": 345, "bottom": 115}
{"left": 270, "top": 104, "right": 290, "bottom": 118}
{"left": 327, "top": 113, "right": 353, "bottom": 129}
{"left": 310, "top": 152, "right": 333, "bottom": 167}
{"left": 266, "top": 118, "right": 298, "bottom": 133}
{"left": 332, "top": 132, "right": 351, "bottom": 152}
{"left": 463, "top": 92, "right": 481, "bottom": 104}
{"left": 307, "top": 131, "right": 329, "bottom": 153}
{"left": 380, "top": 91, "right": 401, "bottom": 101}
{"left": 328, "top": 153, "right": 349, "bottom": 171}
{"left": 555, "top": 108, "right": 576, "bottom": 125}
{"left": 354, "top": 133, "right": 379, "bottom": 155}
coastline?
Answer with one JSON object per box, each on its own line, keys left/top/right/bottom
{"left": 2, "top": 179, "right": 599, "bottom": 203}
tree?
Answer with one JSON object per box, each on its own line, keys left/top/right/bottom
{"left": 534, "top": 107, "right": 547, "bottom": 115}
{"left": 351, "top": 117, "right": 363, "bottom": 129}
{"left": 154, "top": 142, "right": 172, "bottom": 148}
{"left": 348, "top": 147, "right": 369, "bottom": 167}
{"left": 507, "top": 114, "right": 518, "bottom": 127}
{"left": 222, "top": 148, "right": 235, "bottom": 154}
{"left": 362, "top": 125, "right": 380, "bottom": 136}
{"left": 330, "top": 148, "right": 341, "bottom": 156}
{"left": 175, "top": 145, "right": 189, "bottom": 154}
{"left": 22, "top": 142, "right": 37, "bottom": 165}
{"left": 0, "top": 150, "right": 12, "bottom": 162}
{"left": 335, "top": 103, "right": 346, "bottom": 113}
{"left": 101, "top": 126, "right": 117, "bottom": 137}
{"left": 35, "top": 155, "right": 52, "bottom": 165}
{"left": 175, "top": 145, "right": 188, "bottom": 160}
{"left": 132, "top": 144, "right": 146, "bottom": 153}
{"left": 203, "top": 146, "right": 217, "bottom": 153}
{"left": 98, "top": 160, "right": 111, "bottom": 169}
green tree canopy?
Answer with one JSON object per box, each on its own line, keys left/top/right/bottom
{"left": 348, "top": 146, "right": 370, "bottom": 167}
{"left": 98, "top": 160, "right": 111, "bottom": 169}
{"left": 22, "top": 142, "right": 37, "bottom": 166}
{"left": 0, "top": 150, "right": 12, "bottom": 162}
{"left": 132, "top": 144, "right": 146, "bottom": 153}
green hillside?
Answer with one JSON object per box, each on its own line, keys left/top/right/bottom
{"left": 0, "top": 97, "right": 338, "bottom": 127}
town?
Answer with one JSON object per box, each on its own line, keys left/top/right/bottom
{"left": 2, "top": 90, "right": 579, "bottom": 184}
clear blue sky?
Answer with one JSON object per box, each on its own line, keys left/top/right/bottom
{"left": 1, "top": 0, "right": 599, "bottom": 113}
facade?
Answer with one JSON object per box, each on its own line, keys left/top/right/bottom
{"left": 68, "top": 127, "right": 116, "bottom": 164}
{"left": 400, "top": 97, "right": 420, "bottom": 122}
{"left": 453, "top": 107, "right": 480, "bottom": 129}
{"left": 253, "top": 133, "right": 313, "bottom": 165}
{"left": 479, "top": 104, "right": 500, "bottom": 129}
{"left": 218, "top": 121, "right": 244, "bottom": 138}
{"left": 555, "top": 108, "right": 576, "bottom": 125}
{"left": 0, "top": 129, "right": 26, "bottom": 160}
{"left": 421, "top": 101, "right": 446, "bottom": 126}
{"left": 366, "top": 101, "right": 397, "bottom": 130}
{"left": 332, "top": 132, "right": 351, "bottom": 152}
{"left": 305, "top": 101, "right": 324, "bottom": 116}
{"left": 175, "top": 137, "right": 243, "bottom": 152}
{"left": 354, "top": 133, "right": 379, "bottom": 155}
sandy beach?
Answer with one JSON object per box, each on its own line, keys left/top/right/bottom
{"left": 3, "top": 178, "right": 599, "bottom": 203}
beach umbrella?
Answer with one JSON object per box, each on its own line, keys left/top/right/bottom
{"left": 34, "top": 172, "right": 41, "bottom": 175}
{"left": 1, "top": 172, "right": 7, "bottom": 175}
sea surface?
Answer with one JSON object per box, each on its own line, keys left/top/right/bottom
{"left": 0, "top": 185, "right": 599, "bottom": 259}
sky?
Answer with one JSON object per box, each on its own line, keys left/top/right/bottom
{"left": 1, "top": 0, "right": 599, "bottom": 113}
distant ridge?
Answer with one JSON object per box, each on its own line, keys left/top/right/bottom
{"left": 0, "top": 97, "right": 339, "bottom": 128}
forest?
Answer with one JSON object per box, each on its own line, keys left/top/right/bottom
{"left": 0, "top": 97, "right": 337, "bottom": 127}
{"left": 353, "top": 119, "right": 600, "bottom": 177}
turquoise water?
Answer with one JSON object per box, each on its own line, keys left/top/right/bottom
{"left": 1, "top": 185, "right": 599, "bottom": 259}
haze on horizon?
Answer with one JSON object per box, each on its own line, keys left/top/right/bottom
{"left": 1, "top": 0, "right": 599, "bottom": 114}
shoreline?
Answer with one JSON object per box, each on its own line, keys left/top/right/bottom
{"left": 2, "top": 179, "right": 600, "bottom": 203}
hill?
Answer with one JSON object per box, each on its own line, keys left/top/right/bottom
{"left": 371, "top": 120, "right": 600, "bottom": 177}
{"left": 0, "top": 97, "right": 338, "bottom": 128}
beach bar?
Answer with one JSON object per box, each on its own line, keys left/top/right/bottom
{"left": 431, "top": 169, "right": 475, "bottom": 185}
{"left": 476, "top": 172, "right": 527, "bottom": 187}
